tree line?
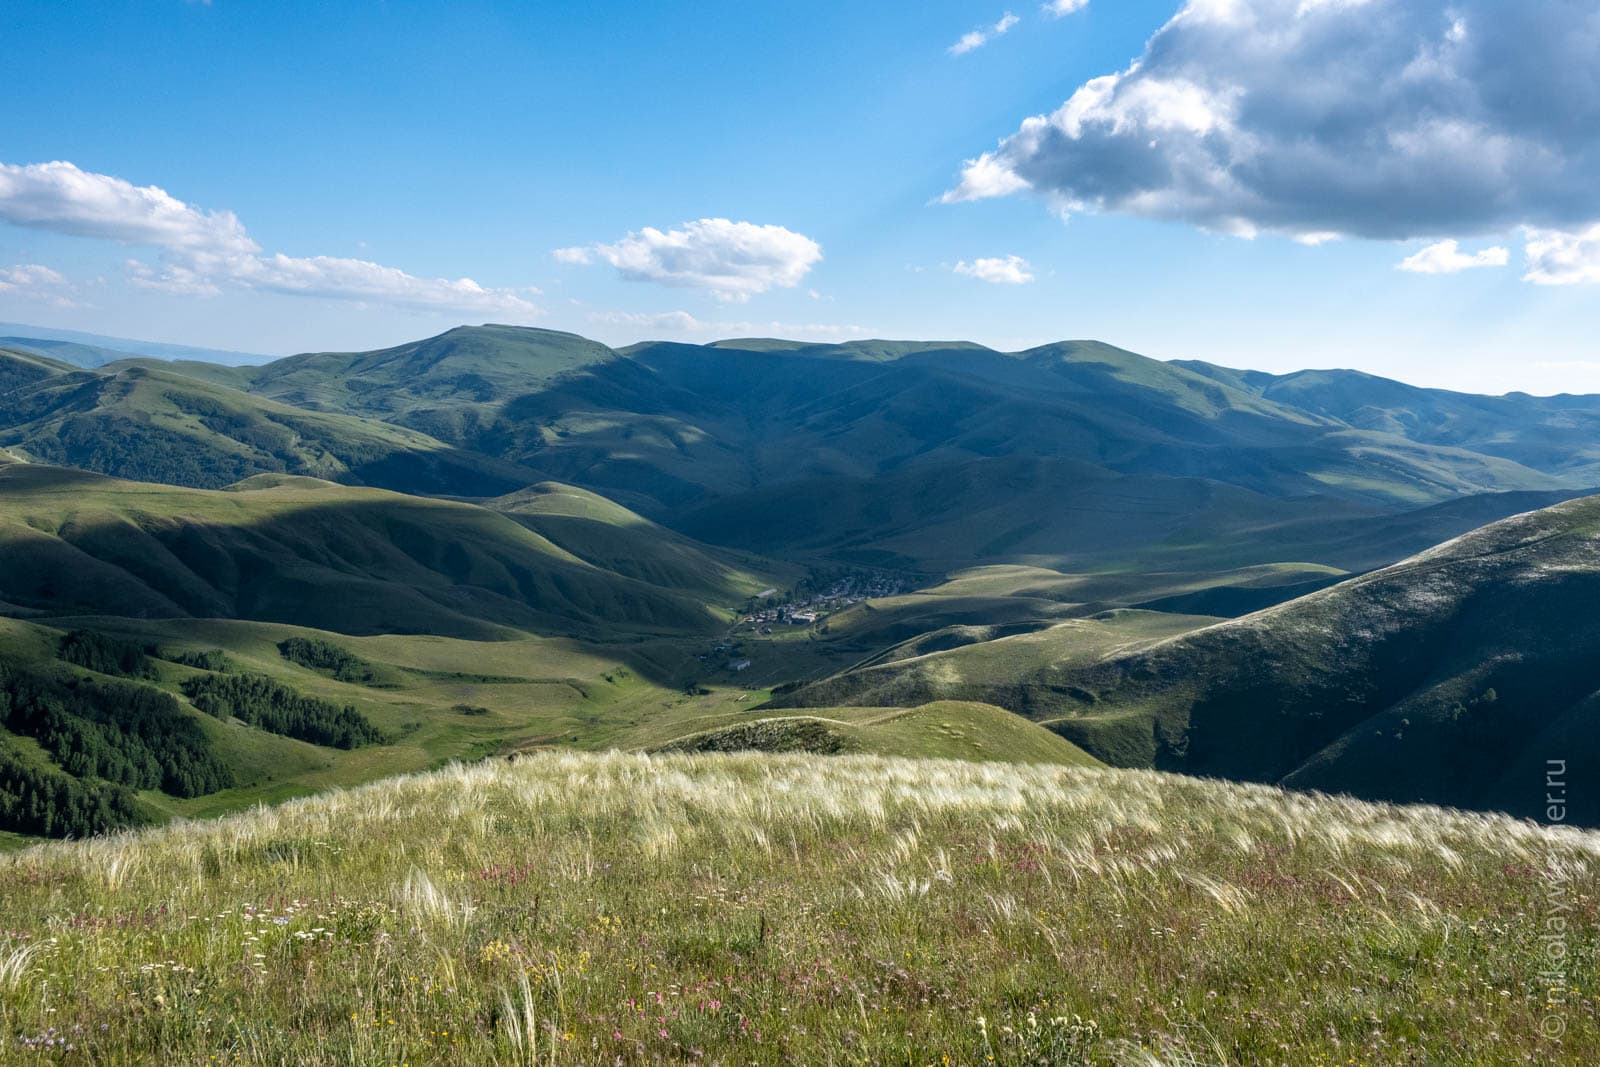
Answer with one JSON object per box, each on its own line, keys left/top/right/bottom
{"left": 1, "top": 663, "right": 234, "bottom": 799}
{"left": 0, "top": 746, "right": 146, "bottom": 838}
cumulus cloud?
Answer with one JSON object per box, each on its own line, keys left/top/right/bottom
{"left": 942, "top": 0, "right": 1600, "bottom": 242}
{"left": 0, "top": 161, "right": 257, "bottom": 259}
{"left": 1044, "top": 0, "right": 1088, "bottom": 15}
{"left": 0, "top": 159, "right": 539, "bottom": 315}
{"left": 949, "top": 12, "right": 1020, "bottom": 55}
{"left": 560, "top": 219, "right": 822, "bottom": 302}
{"left": 1523, "top": 224, "right": 1600, "bottom": 286}
{"left": 953, "top": 254, "right": 1035, "bottom": 284}
{"left": 1396, "top": 239, "right": 1508, "bottom": 274}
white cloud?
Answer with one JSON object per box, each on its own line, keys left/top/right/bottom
{"left": 1523, "top": 224, "right": 1600, "bottom": 286}
{"left": 943, "top": 1, "right": 1600, "bottom": 242}
{"left": 1396, "top": 239, "right": 1508, "bottom": 274}
{"left": 953, "top": 254, "right": 1036, "bottom": 284}
{"left": 0, "top": 159, "right": 540, "bottom": 315}
{"left": 1044, "top": 0, "right": 1089, "bottom": 15}
{"left": 949, "top": 12, "right": 1020, "bottom": 55}
{"left": 0, "top": 263, "right": 75, "bottom": 306}
{"left": 561, "top": 218, "right": 822, "bottom": 302}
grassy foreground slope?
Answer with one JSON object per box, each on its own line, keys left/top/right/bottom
{"left": 1, "top": 751, "right": 1594, "bottom": 1064}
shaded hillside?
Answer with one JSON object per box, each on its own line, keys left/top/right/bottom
{"left": 0, "top": 463, "right": 726, "bottom": 639}
{"left": 0, "top": 352, "right": 539, "bottom": 495}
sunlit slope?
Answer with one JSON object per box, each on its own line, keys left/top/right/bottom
{"left": 654, "top": 701, "right": 1103, "bottom": 765}
{"left": 0, "top": 463, "right": 723, "bottom": 638}
{"left": 485, "top": 482, "right": 799, "bottom": 604}
{"left": 771, "top": 608, "right": 1216, "bottom": 714}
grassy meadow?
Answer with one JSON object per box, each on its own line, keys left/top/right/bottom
{"left": 1, "top": 751, "right": 1595, "bottom": 1065}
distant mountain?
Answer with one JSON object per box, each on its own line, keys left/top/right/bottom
{"left": 32, "top": 322, "right": 1600, "bottom": 574}
{"left": 1180, "top": 361, "right": 1600, "bottom": 484}
{"left": 0, "top": 335, "right": 147, "bottom": 368}
{"left": 781, "top": 494, "right": 1600, "bottom": 822}
{"left": 236, "top": 326, "right": 1590, "bottom": 520}
{"left": 0, "top": 321, "right": 272, "bottom": 367}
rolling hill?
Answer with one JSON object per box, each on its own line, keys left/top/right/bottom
{"left": 778, "top": 493, "right": 1600, "bottom": 822}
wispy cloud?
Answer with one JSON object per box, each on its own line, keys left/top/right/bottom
{"left": 0, "top": 262, "right": 75, "bottom": 306}
{"left": 0, "top": 160, "right": 540, "bottom": 315}
{"left": 556, "top": 218, "right": 822, "bottom": 302}
{"left": 588, "top": 309, "right": 871, "bottom": 340}
{"left": 953, "top": 254, "right": 1035, "bottom": 284}
{"left": 1396, "top": 239, "right": 1508, "bottom": 275}
{"left": 1043, "top": 0, "right": 1088, "bottom": 15}
{"left": 949, "top": 12, "right": 1019, "bottom": 55}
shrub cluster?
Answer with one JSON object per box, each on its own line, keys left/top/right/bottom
{"left": 182, "top": 673, "right": 385, "bottom": 749}
{"left": 165, "top": 648, "right": 232, "bottom": 672}
{"left": 278, "top": 637, "right": 379, "bottom": 685}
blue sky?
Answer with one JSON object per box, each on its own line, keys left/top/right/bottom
{"left": 2, "top": 0, "right": 1597, "bottom": 394}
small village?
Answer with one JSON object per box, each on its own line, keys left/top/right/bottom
{"left": 695, "top": 571, "right": 914, "bottom": 675}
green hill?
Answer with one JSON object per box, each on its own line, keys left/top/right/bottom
{"left": 0, "top": 353, "right": 541, "bottom": 495}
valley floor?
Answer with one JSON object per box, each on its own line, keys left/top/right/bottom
{"left": 1, "top": 751, "right": 1595, "bottom": 1065}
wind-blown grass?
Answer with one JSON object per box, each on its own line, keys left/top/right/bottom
{"left": 0, "top": 752, "right": 1595, "bottom": 1063}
